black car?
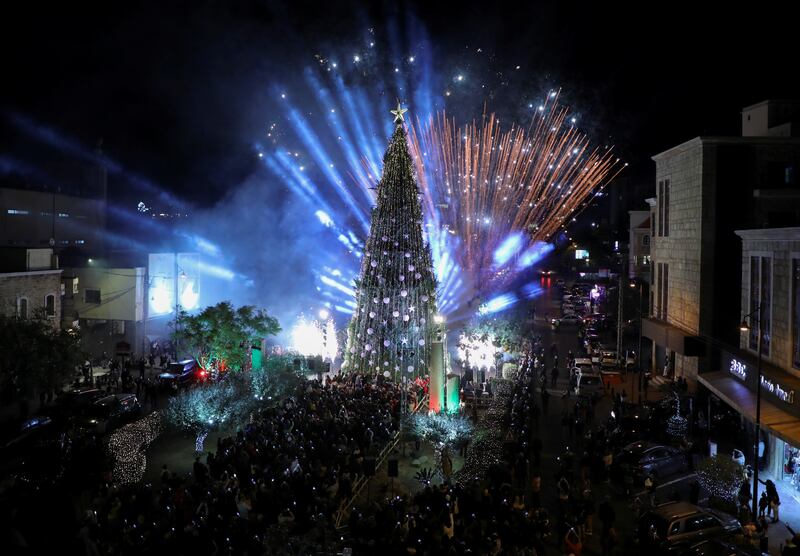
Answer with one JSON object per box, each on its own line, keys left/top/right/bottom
{"left": 40, "top": 387, "right": 106, "bottom": 422}
{"left": 686, "top": 538, "right": 765, "bottom": 556}
{"left": 158, "top": 359, "right": 207, "bottom": 388}
{"left": 0, "top": 415, "right": 70, "bottom": 485}
{"left": 615, "top": 441, "right": 688, "bottom": 484}
{"left": 72, "top": 393, "right": 142, "bottom": 436}
{"left": 639, "top": 502, "right": 741, "bottom": 554}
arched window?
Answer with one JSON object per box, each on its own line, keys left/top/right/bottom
{"left": 45, "top": 294, "right": 56, "bottom": 317}
{"left": 18, "top": 297, "right": 28, "bottom": 319}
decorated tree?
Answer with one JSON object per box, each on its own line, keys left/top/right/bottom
{"left": 251, "top": 354, "right": 302, "bottom": 401}
{"left": 409, "top": 412, "right": 473, "bottom": 479}
{"left": 343, "top": 105, "right": 438, "bottom": 377}
{"left": 697, "top": 455, "right": 744, "bottom": 503}
{"left": 173, "top": 301, "right": 280, "bottom": 373}
{"left": 165, "top": 375, "right": 252, "bottom": 452}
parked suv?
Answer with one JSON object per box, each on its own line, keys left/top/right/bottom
{"left": 72, "top": 393, "right": 142, "bottom": 436}
{"left": 638, "top": 502, "right": 741, "bottom": 553}
{"left": 158, "top": 359, "right": 207, "bottom": 388}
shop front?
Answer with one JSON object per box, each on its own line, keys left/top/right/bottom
{"left": 698, "top": 349, "right": 800, "bottom": 503}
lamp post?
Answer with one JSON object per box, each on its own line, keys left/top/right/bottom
{"left": 630, "top": 280, "right": 644, "bottom": 403}
{"left": 740, "top": 305, "right": 763, "bottom": 518}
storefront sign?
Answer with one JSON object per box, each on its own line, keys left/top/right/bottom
{"left": 760, "top": 376, "right": 795, "bottom": 404}
{"left": 729, "top": 358, "right": 747, "bottom": 381}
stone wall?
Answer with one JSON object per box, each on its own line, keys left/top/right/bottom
{"left": 0, "top": 270, "right": 62, "bottom": 329}
{"left": 739, "top": 231, "right": 800, "bottom": 377}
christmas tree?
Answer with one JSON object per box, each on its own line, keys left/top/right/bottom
{"left": 343, "top": 104, "right": 438, "bottom": 377}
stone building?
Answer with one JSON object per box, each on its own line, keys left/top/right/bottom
{"left": 628, "top": 209, "right": 651, "bottom": 281}
{"left": 695, "top": 228, "right": 800, "bottom": 504}
{"left": 0, "top": 247, "right": 62, "bottom": 328}
{"left": 61, "top": 265, "right": 146, "bottom": 361}
{"left": 643, "top": 100, "right": 800, "bottom": 382}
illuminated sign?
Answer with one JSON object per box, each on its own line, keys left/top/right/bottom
{"left": 729, "top": 359, "right": 747, "bottom": 380}
{"left": 575, "top": 249, "right": 589, "bottom": 260}
{"left": 760, "top": 376, "right": 795, "bottom": 404}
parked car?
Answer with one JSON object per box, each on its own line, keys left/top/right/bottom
{"left": 686, "top": 538, "right": 764, "bottom": 556}
{"left": 158, "top": 359, "right": 207, "bottom": 388}
{"left": 555, "top": 279, "right": 566, "bottom": 288}
{"left": 638, "top": 502, "right": 741, "bottom": 553}
{"left": 41, "top": 387, "right": 106, "bottom": 422}
{"left": 0, "top": 415, "right": 70, "bottom": 485}
{"left": 72, "top": 393, "right": 142, "bottom": 436}
{"left": 551, "top": 314, "right": 583, "bottom": 327}
{"left": 616, "top": 441, "right": 688, "bottom": 484}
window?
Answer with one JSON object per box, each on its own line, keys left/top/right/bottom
{"left": 17, "top": 298, "right": 28, "bottom": 319}
{"left": 44, "top": 294, "right": 55, "bottom": 317}
{"left": 657, "top": 179, "right": 671, "bottom": 237}
{"left": 663, "top": 179, "right": 670, "bottom": 237}
{"left": 85, "top": 288, "right": 101, "bottom": 304}
{"left": 793, "top": 259, "right": 800, "bottom": 370}
{"left": 7, "top": 209, "right": 30, "bottom": 215}
{"left": 655, "top": 263, "right": 669, "bottom": 320}
{"left": 663, "top": 263, "right": 669, "bottom": 318}
{"left": 749, "top": 256, "right": 772, "bottom": 355}
{"left": 642, "top": 235, "right": 650, "bottom": 247}
{"left": 657, "top": 180, "right": 664, "bottom": 236}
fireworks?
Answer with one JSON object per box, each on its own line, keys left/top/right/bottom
{"left": 290, "top": 315, "right": 339, "bottom": 362}
{"left": 408, "top": 95, "right": 623, "bottom": 292}
{"left": 457, "top": 331, "right": 502, "bottom": 370}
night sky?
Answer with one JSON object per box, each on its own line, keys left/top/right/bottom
{"left": 2, "top": 0, "right": 797, "bottom": 207}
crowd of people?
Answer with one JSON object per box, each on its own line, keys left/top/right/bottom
{"left": 69, "top": 374, "right": 407, "bottom": 555}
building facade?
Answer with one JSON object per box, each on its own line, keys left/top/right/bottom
{"left": 628, "top": 209, "right": 651, "bottom": 281}
{"left": 0, "top": 248, "right": 62, "bottom": 328}
{"left": 643, "top": 101, "right": 800, "bottom": 382}
{"left": 61, "top": 266, "right": 146, "bottom": 360}
{"left": 0, "top": 187, "right": 106, "bottom": 253}
{"left": 697, "top": 227, "right": 800, "bottom": 504}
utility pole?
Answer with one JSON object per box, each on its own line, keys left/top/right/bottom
{"left": 616, "top": 254, "right": 625, "bottom": 365}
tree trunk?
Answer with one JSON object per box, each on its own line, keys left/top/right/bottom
{"left": 195, "top": 429, "right": 209, "bottom": 454}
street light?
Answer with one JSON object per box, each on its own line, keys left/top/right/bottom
{"left": 739, "top": 304, "right": 763, "bottom": 518}
{"left": 630, "top": 280, "right": 645, "bottom": 403}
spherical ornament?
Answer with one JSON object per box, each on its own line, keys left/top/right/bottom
{"left": 383, "top": 370, "right": 390, "bottom": 377}
{"left": 400, "top": 290, "right": 408, "bottom": 297}
{"left": 369, "top": 311, "right": 376, "bottom": 318}
{"left": 407, "top": 365, "right": 414, "bottom": 373}
{"left": 393, "top": 241, "right": 399, "bottom": 247}
{"left": 422, "top": 295, "right": 429, "bottom": 302}
{"left": 399, "top": 275, "right": 405, "bottom": 282}
{"left": 382, "top": 251, "right": 388, "bottom": 256}
{"left": 383, "top": 340, "right": 391, "bottom": 347}
{"left": 381, "top": 235, "right": 388, "bottom": 241}
{"left": 383, "top": 362, "right": 389, "bottom": 367}
{"left": 350, "top": 347, "right": 356, "bottom": 353}
{"left": 365, "top": 344, "right": 372, "bottom": 351}
{"left": 393, "top": 311, "right": 400, "bottom": 318}
{"left": 383, "top": 297, "right": 390, "bottom": 304}
{"left": 418, "top": 339, "right": 426, "bottom": 346}
{"left": 373, "top": 297, "right": 379, "bottom": 303}
{"left": 403, "top": 315, "right": 410, "bottom": 322}
{"left": 370, "top": 260, "right": 378, "bottom": 268}
{"left": 408, "top": 264, "right": 415, "bottom": 271}
{"left": 367, "top": 328, "right": 374, "bottom": 335}
{"left": 420, "top": 318, "right": 426, "bottom": 324}
{"left": 405, "top": 252, "right": 411, "bottom": 258}
{"left": 415, "top": 273, "right": 422, "bottom": 279}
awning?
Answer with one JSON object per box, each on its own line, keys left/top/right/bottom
{"left": 698, "top": 371, "right": 800, "bottom": 447}
{"left": 642, "top": 318, "right": 703, "bottom": 355}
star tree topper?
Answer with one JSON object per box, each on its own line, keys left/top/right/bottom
{"left": 391, "top": 101, "right": 408, "bottom": 123}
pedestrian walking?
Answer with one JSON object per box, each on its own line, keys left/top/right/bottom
{"left": 645, "top": 474, "right": 657, "bottom": 506}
